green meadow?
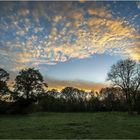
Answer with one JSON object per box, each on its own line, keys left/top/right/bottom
{"left": 0, "top": 112, "right": 140, "bottom": 139}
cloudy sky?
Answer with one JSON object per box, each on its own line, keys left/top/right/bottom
{"left": 0, "top": 1, "right": 140, "bottom": 91}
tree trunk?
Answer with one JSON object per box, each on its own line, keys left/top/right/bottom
{"left": 126, "top": 91, "right": 133, "bottom": 114}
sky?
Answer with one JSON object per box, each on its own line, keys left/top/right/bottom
{"left": 0, "top": 1, "right": 140, "bottom": 91}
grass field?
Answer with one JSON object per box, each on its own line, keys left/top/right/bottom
{"left": 0, "top": 112, "right": 140, "bottom": 139}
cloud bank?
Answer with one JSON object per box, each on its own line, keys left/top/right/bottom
{"left": 0, "top": 1, "right": 140, "bottom": 72}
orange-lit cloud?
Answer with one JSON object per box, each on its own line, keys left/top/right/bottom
{"left": 0, "top": 1, "right": 140, "bottom": 72}
{"left": 18, "top": 8, "right": 29, "bottom": 17}
{"left": 137, "top": 2, "right": 140, "bottom": 9}
{"left": 88, "top": 7, "right": 112, "bottom": 18}
{"left": 127, "top": 46, "right": 140, "bottom": 61}
{"left": 79, "top": 0, "right": 87, "bottom": 3}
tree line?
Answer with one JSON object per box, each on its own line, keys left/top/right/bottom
{"left": 0, "top": 59, "right": 140, "bottom": 114}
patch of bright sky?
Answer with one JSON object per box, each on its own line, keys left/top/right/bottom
{"left": 40, "top": 54, "right": 123, "bottom": 83}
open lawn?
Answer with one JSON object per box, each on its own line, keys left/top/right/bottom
{"left": 0, "top": 112, "right": 140, "bottom": 139}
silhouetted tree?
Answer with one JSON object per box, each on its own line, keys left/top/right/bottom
{"left": 134, "top": 90, "right": 140, "bottom": 114}
{"left": 14, "top": 68, "right": 47, "bottom": 101}
{"left": 107, "top": 59, "right": 140, "bottom": 113}
{"left": 0, "top": 68, "right": 9, "bottom": 95}
{"left": 61, "top": 87, "right": 88, "bottom": 99}
{"left": 47, "top": 89, "right": 60, "bottom": 98}
{"left": 100, "top": 87, "right": 123, "bottom": 100}
{"left": 100, "top": 87, "right": 126, "bottom": 111}
{"left": 87, "top": 94, "right": 102, "bottom": 112}
{"left": 61, "top": 87, "right": 76, "bottom": 99}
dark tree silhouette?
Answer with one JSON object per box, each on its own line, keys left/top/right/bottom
{"left": 14, "top": 68, "right": 46, "bottom": 101}
{"left": 61, "top": 87, "right": 75, "bottom": 99}
{"left": 100, "top": 87, "right": 124, "bottom": 100}
{"left": 61, "top": 87, "right": 88, "bottom": 100}
{"left": 100, "top": 87, "right": 121, "bottom": 111}
{"left": 0, "top": 68, "right": 9, "bottom": 95}
{"left": 107, "top": 59, "right": 140, "bottom": 112}
{"left": 47, "top": 89, "right": 60, "bottom": 98}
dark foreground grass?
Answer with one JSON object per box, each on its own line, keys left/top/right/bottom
{"left": 0, "top": 112, "right": 140, "bottom": 139}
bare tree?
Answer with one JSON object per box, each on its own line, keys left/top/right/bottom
{"left": 107, "top": 59, "right": 140, "bottom": 112}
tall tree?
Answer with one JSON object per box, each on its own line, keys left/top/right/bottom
{"left": 0, "top": 68, "right": 9, "bottom": 95}
{"left": 14, "top": 68, "right": 47, "bottom": 101}
{"left": 107, "top": 59, "right": 140, "bottom": 112}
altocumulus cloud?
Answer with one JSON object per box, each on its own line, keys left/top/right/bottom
{"left": 0, "top": 1, "right": 140, "bottom": 71}
{"left": 137, "top": 2, "right": 140, "bottom": 9}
